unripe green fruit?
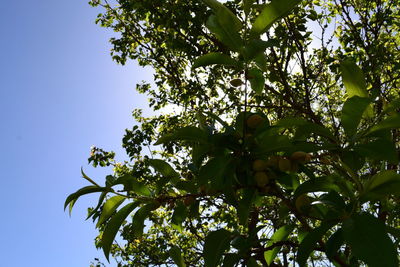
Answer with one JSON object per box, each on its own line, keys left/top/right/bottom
{"left": 295, "top": 194, "right": 311, "bottom": 212}
{"left": 252, "top": 159, "right": 268, "bottom": 171}
{"left": 290, "top": 151, "right": 312, "bottom": 163}
{"left": 246, "top": 114, "right": 265, "bottom": 129}
{"left": 278, "top": 158, "right": 292, "bottom": 172}
{"left": 254, "top": 171, "right": 270, "bottom": 187}
{"left": 230, "top": 78, "right": 243, "bottom": 87}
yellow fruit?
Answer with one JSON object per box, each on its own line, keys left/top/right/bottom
{"left": 230, "top": 78, "right": 243, "bottom": 87}
{"left": 254, "top": 171, "right": 270, "bottom": 187}
{"left": 246, "top": 114, "right": 265, "bottom": 129}
{"left": 295, "top": 194, "right": 311, "bottom": 212}
{"left": 184, "top": 196, "right": 195, "bottom": 206}
{"left": 290, "top": 151, "right": 312, "bottom": 163}
{"left": 252, "top": 159, "right": 268, "bottom": 171}
{"left": 278, "top": 158, "right": 292, "bottom": 172}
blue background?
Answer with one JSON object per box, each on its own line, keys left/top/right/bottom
{"left": 0, "top": 1, "right": 152, "bottom": 266}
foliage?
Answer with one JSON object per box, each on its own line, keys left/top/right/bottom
{"left": 67, "top": 0, "right": 400, "bottom": 266}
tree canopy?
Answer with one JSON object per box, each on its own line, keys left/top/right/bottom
{"left": 68, "top": 0, "right": 400, "bottom": 266}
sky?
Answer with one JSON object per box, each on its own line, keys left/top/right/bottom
{"left": 0, "top": 1, "right": 154, "bottom": 266}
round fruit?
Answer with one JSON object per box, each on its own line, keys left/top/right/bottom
{"left": 183, "top": 196, "right": 195, "bottom": 206}
{"left": 295, "top": 194, "right": 311, "bottom": 212}
{"left": 252, "top": 159, "right": 268, "bottom": 171}
{"left": 290, "top": 151, "right": 312, "bottom": 163}
{"left": 254, "top": 171, "right": 270, "bottom": 187}
{"left": 246, "top": 114, "right": 265, "bottom": 129}
{"left": 230, "top": 78, "right": 243, "bottom": 87}
{"left": 278, "top": 158, "right": 292, "bottom": 172}
{"left": 266, "top": 155, "right": 280, "bottom": 168}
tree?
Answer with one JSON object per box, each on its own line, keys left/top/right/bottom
{"left": 67, "top": 0, "right": 400, "bottom": 266}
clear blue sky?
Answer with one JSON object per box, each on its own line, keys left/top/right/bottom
{"left": 0, "top": 1, "right": 153, "bottom": 266}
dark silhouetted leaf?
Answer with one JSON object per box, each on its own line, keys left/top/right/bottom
{"left": 343, "top": 213, "right": 398, "bottom": 267}
{"left": 169, "top": 246, "right": 186, "bottom": 267}
{"left": 297, "top": 222, "right": 336, "bottom": 267}
{"left": 204, "top": 229, "right": 232, "bottom": 267}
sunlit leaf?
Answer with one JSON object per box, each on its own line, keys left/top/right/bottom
{"left": 341, "top": 96, "right": 371, "bottom": 138}
{"left": 96, "top": 195, "right": 126, "bottom": 227}
{"left": 193, "top": 52, "right": 238, "bottom": 69}
{"left": 64, "top": 186, "right": 109, "bottom": 215}
{"left": 340, "top": 60, "right": 368, "bottom": 98}
{"left": 250, "top": 0, "right": 302, "bottom": 36}
{"left": 102, "top": 202, "right": 140, "bottom": 261}
{"left": 131, "top": 202, "right": 159, "bottom": 238}
{"left": 248, "top": 68, "right": 265, "bottom": 95}
{"left": 264, "top": 225, "right": 295, "bottom": 265}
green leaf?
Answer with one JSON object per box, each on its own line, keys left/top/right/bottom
{"left": 242, "top": 39, "right": 278, "bottom": 60}
{"left": 341, "top": 96, "right": 371, "bottom": 138}
{"left": 367, "top": 114, "right": 400, "bottom": 135}
{"left": 64, "top": 186, "right": 109, "bottom": 215}
{"left": 343, "top": 213, "right": 398, "bottom": 267}
{"left": 171, "top": 202, "right": 188, "bottom": 232}
{"left": 361, "top": 170, "right": 400, "bottom": 202}
{"left": 193, "top": 52, "right": 238, "bottom": 69}
{"left": 237, "top": 188, "right": 257, "bottom": 226}
{"left": 354, "top": 139, "right": 398, "bottom": 163}
{"left": 86, "top": 191, "right": 107, "bottom": 220}
{"left": 205, "top": 10, "right": 243, "bottom": 52}
{"left": 102, "top": 202, "right": 140, "bottom": 261}
{"left": 198, "top": 155, "right": 232, "bottom": 188}
{"left": 325, "top": 228, "right": 344, "bottom": 261}
{"left": 276, "top": 117, "right": 337, "bottom": 142}
{"left": 154, "top": 126, "right": 208, "bottom": 145}
{"left": 248, "top": 68, "right": 265, "bottom": 95}
{"left": 243, "top": 0, "right": 255, "bottom": 15}
{"left": 148, "top": 159, "right": 180, "bottom": 184}
{"left": 222, "top": 253, "right": 240, "bottom": 267}
{"left": 293, "top": 176, "right": 342, "bottom": 199}
{"left": 202, "top": 0, "right": 242, "bottom": 30}
{"left": 297, "top": 222, "right": 336, "bottom": 267}
{"left": 169, "top": 246, "right": 186, "bottom": 267}
{"left": 250, "top": 0, "right": 302, "bottom": 36}
{"left": 131, "top": 203, "right": 159, "bottom": 238}
{"left": 96, "top": 195, "right": 126, "bottom": 227}
{"left": 340, "top": 60, "right": 368, "bottom": 98}
{"left": 113, "top": 174, "right": 152, "bottom": 196}
{"left": 204, "top": 229, "right": 232, "bottom": 267}
{"left": 264, "top": 225, "right": 295, "bottom": 265}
